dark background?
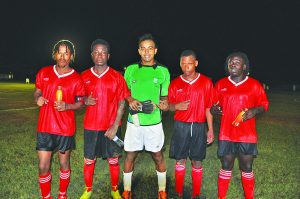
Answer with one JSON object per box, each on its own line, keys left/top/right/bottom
{"left": 1, "top": 1, "right": 299, "bottom": 86}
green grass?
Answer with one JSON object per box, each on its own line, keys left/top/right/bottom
{"left": 0, "top": 83, "right": 299, "bottom": 199}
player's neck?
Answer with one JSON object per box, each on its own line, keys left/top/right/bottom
{"left": 55, "top": 65, "right": 72, "bottom": 75}
{"left": 182, "top": 72, "right": 198, "bottom": 82}
{"left": 230, "top": 74, "right": 247, "bottom": 83}
{"left": 93, "top": 65, "right": 108, "bottom": 75}
{"left": 141, "top": 60, "right": 155, "bottom": 66}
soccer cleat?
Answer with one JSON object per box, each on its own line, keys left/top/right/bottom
{"left": 111, "top": 190, "right": 122, "bottom": 199}
{"left": 122, "top": 190, "right": 132, "bottom": 199}
{"left": 79, "top": 189, "right": 92, "bottom": 199}
{"left": 57, "top": 194, "right": 67, "bottom": 199}
{"left": 158, "top": 191, "right": 167, "bottom": 199}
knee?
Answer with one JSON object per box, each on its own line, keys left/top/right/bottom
{"left": 39, "top": 162, "right": 50, "bottom": 174}
{"left": 239, "top": 162, "right": 252, "bottom": 172}
{"left": 221, "top": 160, "right": 234, "bottom": 170}
{"left": 152, "top": 152, "right": 164, "bottom": 164}
{"left": 59, "top": 159, "right": 70, "bottom": 170}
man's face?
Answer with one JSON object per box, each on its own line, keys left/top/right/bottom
{"left": 91, "top": 44, "right": 110, "bottom": 67}
{"left": 138, "top": 40, "right": 157, "bottom": 63}
{"left": 227, "top": 56, "right": 246, "bottom": 77}
{"left": 54, "top": 45, "right": 73, "bottom": 68}
{"left": 180, "top": 55, "right": 198, "bottom": 76}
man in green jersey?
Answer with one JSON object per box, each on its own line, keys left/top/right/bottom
{"left": 122, "top": 34, "right": 170, "bottom": 199}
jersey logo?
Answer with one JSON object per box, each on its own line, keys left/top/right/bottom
{"left": 221, "top": 88, "right": 227, "bottom": 91}
{"left": 176, "top": 89, "right": 183, "bottom": 92}
{"left": 85, "top": 80, "right": 91, "bottom": 84}
{"left": 153, "top": 78, "right": 158, "bottom": 83}
{"left": 43, "top": 77, "right": 49, "bottom": 81}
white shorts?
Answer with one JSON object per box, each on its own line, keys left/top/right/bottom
{"left": 124, "top": 122, "right": 165, "bottom": 152}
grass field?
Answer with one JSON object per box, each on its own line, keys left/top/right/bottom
{"left": 0, "top": 82, "right": 299, "bottom": 199}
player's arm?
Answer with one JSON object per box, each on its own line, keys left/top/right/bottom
{"left": 126, "top": 96, "right": 141, "bottom": 111}
{"left": 104, "top": 100, "right": 125, "bottom": 140}
{"left": 34, "top": 88, "right": 48, "bottom": 106}
{"left": 54, "top": 96, "right": 84, "bottom": 111}
{"left": 242, "top": 106, "right": 265, "bottom": 121}
{"left": 168, "top": 100, "right": 190, "bottom": 111}
{"left": 157, "top": 96, "right": 169, "bottom": 111}
{"left": 206, "top": 108, "right": 214, "bottom": 144}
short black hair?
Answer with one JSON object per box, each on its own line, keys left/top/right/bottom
{"left": 52, "top": 40, "right": 75, "bottom": 62}
{"left": 138, "top": 33, "right": 157, "bottom": 48}
{"left": 180, "top": 50, "right": 197, "bottom": 59}
{"left": 225, "top": 51, "right": 250, "bottom": 75}
{"left": 91, "top": 39, "right": 110, "bottom": 53}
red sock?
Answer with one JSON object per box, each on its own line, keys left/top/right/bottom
{"left": 241, "top": 171, "right": 255, "bottom": 199}
{"left": 108, "top": 157, "right": 120, "bottom": 191}
{"left": 191, "top": 166, "right": 203, "bottom": 198}
{"left": 218, "top": 169, "right": 232, "bottom": 198}
{"left": 39, "top": 172, "right": 52, "bottom": 198}
{"left": 83, "top": 158, "right": 96, "bottom": 192}
{"left": 175, "top": 164, "right": 186, "bottom": 196}
{"left": 59, "top": 169, "right": 70, "bottom": 196}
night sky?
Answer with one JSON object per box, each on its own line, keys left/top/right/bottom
{"left": 1, "top": 1, "right": 299, "bottom": 85}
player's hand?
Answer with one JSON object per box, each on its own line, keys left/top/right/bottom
{"left": 54, "top": 101, "right": 67, "bottom": 111}
{"left": 242, "top": 108, "right": 257, "bottom": 121}
{"left": 104, "top": 124, "right": 118, "bottom": 140}
{"left": 207, "top": 129, "right": 214, "bottom": 144}
{"left": 157, "top": 99, "right": 168, "bottom": 111}
{"left": 128, "top": 98, "right": 142, "bottom": 111}
{"left": 84, "top": 92, "right": 97, "bottom": 106}
{"left": 175, "top": 100, "right": 190, "bottom": 111}
{"left": 210, "top": 101, "right": 223, "bottom": 115}
{"left": 36, "top": 96, "right": 48, "bottom": 106}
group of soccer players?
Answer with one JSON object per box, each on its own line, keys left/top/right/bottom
{"left": 34, "top": 33, "right": 269, "bottom": 199}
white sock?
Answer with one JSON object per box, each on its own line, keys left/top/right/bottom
{"left": 156, "top": 170, "right": 166, "bottom": 191}
{"left": 123, "top": 171, "right": 133, "bottom": 191}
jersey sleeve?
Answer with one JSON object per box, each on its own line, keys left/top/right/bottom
{"left": 117, "top": 73, "right": 131, "bottom": 101}
{"left": 168, "top": 81, "right": 176, "bottom": 104}
{"left": 75, "top": 76, "right": 85, "bottom": 98}
{"left": 160, "top": 67, "right": 170, "bottom": 97}
{"left": 255, "top": 82, "right": 269, "bottom": 111}
{"left": 124, "top": 66, "right": 133, "bottom": 90}
{"left": 205, "top": 79, "right": 213, "bottom": 108}
{"left": 35, "top": 69, "right": 43, "bottom": 90}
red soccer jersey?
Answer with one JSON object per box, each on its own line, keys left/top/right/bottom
{"left": 35, "top": 65, "right": 85, "bottom": 136}
{"left": 213, "top": 76, "right": 269, "bottom": 143}
{"left": 81, "top": 67, "right": 130, "bottom": 131}
{"left": 168, "top": 73, "right": 213, "bottom": 122}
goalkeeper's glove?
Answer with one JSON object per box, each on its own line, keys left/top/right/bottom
{"left": 129, "top": 100, "right": 155, "bottom": 115}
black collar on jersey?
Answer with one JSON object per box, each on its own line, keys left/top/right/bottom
{"left": 138, "top": 61, "right": 158, "bottom": 69}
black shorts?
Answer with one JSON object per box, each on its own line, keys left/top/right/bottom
{"left": 36, "top": 132, "right": 75, "bottom": 153}
{"left": 84, "top": 128, "right": 122, "bottom": 160}
{"left": 169, "top": 121, "right": 207, "bottom": 161}
{"left": 218, "top": 140, "right": 258, "bottom": 157}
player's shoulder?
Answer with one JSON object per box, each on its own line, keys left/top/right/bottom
{"left": 199, "top": 73, "right": 212, "bottom": 82}
{"left": 81, "top": 67, "right": 92, "bottom": 75}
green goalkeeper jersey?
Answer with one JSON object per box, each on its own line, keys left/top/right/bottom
{"left": 124, "top": 62, "right": 170, "bottom": 125}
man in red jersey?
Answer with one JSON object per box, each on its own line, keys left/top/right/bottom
{"left": 210, "top": 52, "right": 269, "bottom": 199}
{"left": 80, "top": 39, "right": 130, "bottom": 199}
{"left": 34, "top": 40, "right": 85, "bottom": 199}
{"left": 168, "top": 50, "right": 214, "bottom": 199}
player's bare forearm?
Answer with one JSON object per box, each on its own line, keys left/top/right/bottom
{"left": 206, "top": 108, "right": 214, "bottom": 144}
{"left": 56, "top": 101, "right": 83, "bottom": 111}
{"left": 34, "top": 88, "right": 48, "bottom": 106}
{"left": 105, "top": 100, "right": 125, "bottom": 139}
{"left": 126, "top": 96, "right": 141, "bottom": 110}
{"left": 243, "top": 106, "right": 265, "bottom": 121}
{"left": 158, "top": 96, "right": 168, "bottom": 111}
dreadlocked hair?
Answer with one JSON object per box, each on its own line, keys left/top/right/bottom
{"left": 52, "top": 39, "right": 75, "bottom": 62}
